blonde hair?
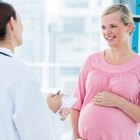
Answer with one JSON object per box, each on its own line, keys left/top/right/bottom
{"left": 102, "top": 4, "right": 134, "bottom": 34}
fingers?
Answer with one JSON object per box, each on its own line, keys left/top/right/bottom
{"left": 47, "top": 93, "right": 63, "bottom": 113}
{"left": 61, "top": 108, "right": 71, "bottom": 114}
{"left": 59, "top": 107, "right": 71, "bottom": 121}
{"left": 47, "top": 93, "right": 56, "bottom": 98}
{"left": 91, "top": 92, "right": 105, "bottom": 105}
{"left": 93, "top": 92, "right": 104, "bottom": 102}
{"left": 93, "top": 97, "right": 100, "bottom": 102}
{"left": 47, "top": 91, "right": 71, "bottom": 113}
{"left": 59, "top": 92, "right": 64, "bottom": 97}
{"left": 59, "top": 108, "right": 70, "bottom": 115}
{"left": 47, "top": 92, "right": 63, "bottom": 99}
{"left": 48, "top": 90, "right": 63, "bottom": 96}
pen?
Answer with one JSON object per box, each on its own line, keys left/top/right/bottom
{"left": 56, "top": 90, "right": 61, "bottom": 95}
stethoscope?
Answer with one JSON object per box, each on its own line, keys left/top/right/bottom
{"left": 0, "top": 52, "right": 12, "bottom": 57}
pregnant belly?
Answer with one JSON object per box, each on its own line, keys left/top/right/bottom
{"left": 78, "top": 101, "right": 136, "bottom": 140}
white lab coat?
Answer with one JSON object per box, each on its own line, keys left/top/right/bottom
{"left": 0, "top": 48, "right": 62, "bottom": 140}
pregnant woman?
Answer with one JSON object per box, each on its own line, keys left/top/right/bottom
{"left": 71, "top": 4, "right": 140, "bottom": 140}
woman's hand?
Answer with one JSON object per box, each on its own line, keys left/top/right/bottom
{"left": 92, "top": 91, "right": 124, "bottom": 108}
{"left": 47, "top": 93, "right": 63, "bottom": 113}
{"left": 59, "top": 107, "right": 71, "bottom": 121}
{"left": 76, "top": 138, "right": 84, "bottom": 140}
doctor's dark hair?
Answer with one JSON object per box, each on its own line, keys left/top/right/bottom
{"left": 0, "top": 1, "right": 16, "bottom": 40}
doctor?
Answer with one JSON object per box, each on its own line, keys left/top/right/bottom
{"left": 0, "top": 1, "right": 69, "bottom": 140}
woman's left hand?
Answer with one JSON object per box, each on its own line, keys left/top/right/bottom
{"left": 59, "top": 107, "right": 71, "bottom": 121}
{"left": 92, "top": 91, "right": 123, "bottom": 108}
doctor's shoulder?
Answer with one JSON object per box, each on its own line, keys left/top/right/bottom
{"left": 10, "top": 59, "right": 38, "bottom": 84}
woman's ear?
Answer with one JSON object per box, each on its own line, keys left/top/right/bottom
{"left": 128, "top": 22, "right": 134, "bottom": 35}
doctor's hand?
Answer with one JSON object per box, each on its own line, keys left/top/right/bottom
{"left": 47, "top": 93, "right": 63, "bottom": 113}
{"left": 59, "top": 107, "right": 71, "bottom": 121}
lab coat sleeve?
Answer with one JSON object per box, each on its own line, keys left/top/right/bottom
{"left": 12, "top": 76, "right": 54, "bottom": 140}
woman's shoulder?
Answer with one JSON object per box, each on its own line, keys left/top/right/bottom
{"left": 85, "top": 51, "right": 103, "bottom": 61}
{"left": 80, "top": 51, "right": 104, "bottom": 73}
{"left": 132, "top": 53, "right": 140, "bottom": 67}
{"left": 85, "top": 51, "right": 104, "bottom": 66}
{"left": 130, "top": 54, "right": 140, "bottom": 73}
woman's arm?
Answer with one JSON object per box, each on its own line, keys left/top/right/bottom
{"left": 117, "top": 98, "right": 140, "bottom": 122}
{"left": 71, "top": 55, "right": 92, "bottom": 139}
{"left": 93, "top": 91, "right": 140, "bottom": 122}
{"left": 71, "top": 109, "right": 80, "bottom": 140}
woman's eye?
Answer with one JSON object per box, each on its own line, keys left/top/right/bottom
{"left": 111, "top": 25, "right": 117, "bottom": 28}
{"left": 101, "top": 26, "right": 105, "bottom": 29}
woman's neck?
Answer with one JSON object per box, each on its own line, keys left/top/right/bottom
{"left": 104, "top": 47, "right": 135, "bottom": 65}
{"left": 107, "top": 47, "right": 134, "bottom": 58}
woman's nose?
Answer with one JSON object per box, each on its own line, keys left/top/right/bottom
{"left": 104, "top": 28, "right": 111, "bottom": 34}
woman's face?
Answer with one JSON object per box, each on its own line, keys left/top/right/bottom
{"left": 13, "top": 14, "right": 23, "bottom": 46}
{"left": 101, "top": 11, "right": 130, "bottom": 48}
